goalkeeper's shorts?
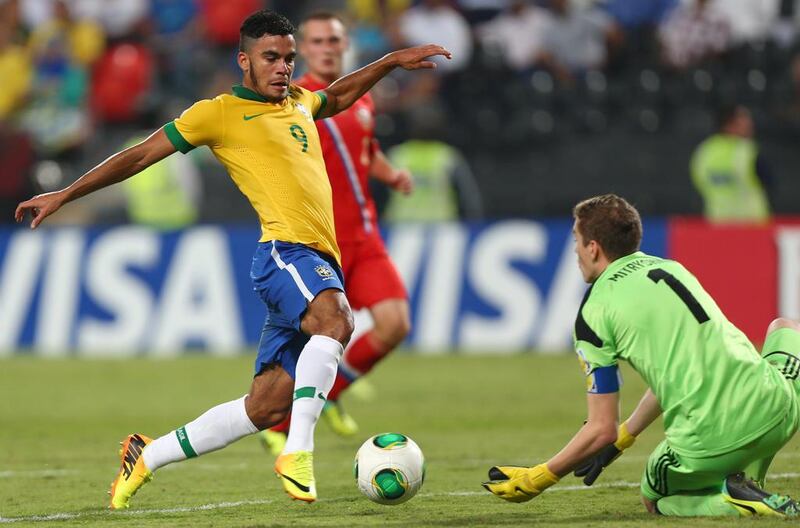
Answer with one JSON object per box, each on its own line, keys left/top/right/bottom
{"left": 641, "top": 406, "right": 798, "bottom": 501}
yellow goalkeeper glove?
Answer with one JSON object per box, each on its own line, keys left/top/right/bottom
{"left": 573, "top": 421, "right": 636, "bottom": 486}
{"left": 482, "top": 463, "right": 560, "bottom": 503}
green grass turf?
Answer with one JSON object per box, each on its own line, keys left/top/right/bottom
{"left": 1, "top": 353, "right": 798, "bottom": 527}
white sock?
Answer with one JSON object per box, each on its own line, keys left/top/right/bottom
{"left": 283, "top": 335, "right": 343, "bottom": 454}
{"left": 142, "top": 395, "right": 257, "bottom": 471}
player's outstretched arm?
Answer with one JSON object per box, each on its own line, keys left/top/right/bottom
{"left": 316, "top": 44, "right": 451, "bottom": 120}
{"left": 483, "top": 392, "right": 620, "bottom": 503}
{"left": 15, "top": 129, "right": 177, "bottom": 228}
{"left": 573, "top": 389, "right": 660, "bottom": 485}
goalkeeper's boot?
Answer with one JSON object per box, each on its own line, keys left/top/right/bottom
{"left": 722, "top": 473, "right": 799, "bottom": 517}
{"left": 321, "top": 400, "right": 358, "bottom": 437}
{"left": 259, "top": 429, "right": 287, "bottom": 457}
{"left": 109, "top": 434, "right": 153, "bottom": 510}
{"left": 275, "top": 451, "right": 317, "bottom": 502}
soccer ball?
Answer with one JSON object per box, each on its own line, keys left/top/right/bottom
{"left": 354, "top": 432, "right": 425, "bottom": 505}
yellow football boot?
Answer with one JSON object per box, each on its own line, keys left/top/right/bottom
{"left": 109, "top": 434, "right": 153, "bottom": 510}
{"left": 321, "top": 400, "right": 358, "bottom": 437}
{"left": 275, "top": 451, "right": 317, "bottom": 502}
{"left": 258, "top": 429, "right": 287, "bottom": 457}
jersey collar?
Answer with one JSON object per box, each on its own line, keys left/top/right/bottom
{"left": 231, "top": 84, "right": 269, "bottom": 103}
{"left": 596, "top": 251, "right": 647, "bottom": 281}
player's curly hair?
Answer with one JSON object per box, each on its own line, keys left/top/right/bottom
{"left": 239, "top": 10, "right": 296, "bottom": 52}
{"left": 573, "top": 194, "right": 642, "bottom": 261}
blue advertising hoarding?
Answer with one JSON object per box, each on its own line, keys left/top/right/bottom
{"left": 0, "top": 219, "right": 666, "bottom": 355}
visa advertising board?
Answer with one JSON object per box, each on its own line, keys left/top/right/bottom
{"left": 1, "top": 217, "right": 794, "bottom": 356}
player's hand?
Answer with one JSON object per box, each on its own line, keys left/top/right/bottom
{"left": 573, "top": 421, "right": 636, "bottom": 486}
{"left": 482, "top": 463, "right": 559, "bottom": 503}
{"left": 15, "top": 191, "right": 66, "bottom": 229}
{"left": 388, "top": 44, "right": 452, "bottom": 71}
{"left": 389, "top": 169, "right": 413, "bottom": 194}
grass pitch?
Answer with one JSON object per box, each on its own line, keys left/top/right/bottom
{"left": 1, "top": 353, "right": 798, "bottom": 527}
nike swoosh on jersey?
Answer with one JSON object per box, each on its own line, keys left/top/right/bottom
{"left": 278, "top": 472, "right": 311, "bottom": 493}
{"left": 243, "top": 113, "right": 266, "bottom": 121}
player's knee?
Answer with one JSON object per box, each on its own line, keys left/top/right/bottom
{"left": 322, "top": 305, "right": 354, "bottom": 344}
{"left": 767, "top": 317, "right": 800, "bottom": 335}
{"left": 373, "top": 305, "right": 411, "bottom": 349}
{"left": 303, "top": 290, "right": 354, "bottom": 345}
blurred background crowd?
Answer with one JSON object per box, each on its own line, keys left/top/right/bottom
{"left": 1, "top": 0, "right": 799, "bottom": 228}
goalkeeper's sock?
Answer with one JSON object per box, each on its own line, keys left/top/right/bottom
{"left": 142, "top": 395, "right": 258, "bottom": 471}
{"left": 283, "top": 335, "right": 343, "bottom": 454}
{"left": 656, "top": 492, "right": 740, "bottom": 517}
{"left": 328, "top": 331, "right": 389, "bottom": 401}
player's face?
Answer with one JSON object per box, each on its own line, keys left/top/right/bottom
{"left": 238, "top": 34, "right": 296, "bottom": 103}
{"left": 573, "top": 221, "right": 599, "bottom": 283}
{"left": 299, "top": 19, "right": 348, "bottom": 81}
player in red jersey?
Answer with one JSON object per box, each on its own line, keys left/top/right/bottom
{"left": 260, "top": 11, "right": 413, "bottom": 451}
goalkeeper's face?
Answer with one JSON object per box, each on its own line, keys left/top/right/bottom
{"left": 573, "top": 221, "right": 601, "bottom": 283}
{"left": 238, "top": 34, "right": 296, "bottom": 103}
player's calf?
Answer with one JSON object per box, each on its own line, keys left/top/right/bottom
{"left": 245, "top": 365, "right": 295, "bottom": 430}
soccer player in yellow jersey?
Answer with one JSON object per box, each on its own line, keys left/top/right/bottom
{"left": 15, "top": 10, "right": 450, "bottom": 507}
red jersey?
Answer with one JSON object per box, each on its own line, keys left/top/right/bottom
{"left": 296, "top": 74, "right": 379, "bottom": 242}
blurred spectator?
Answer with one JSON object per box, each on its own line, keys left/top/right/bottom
{"left": 347, "top": 0, "right": 411, "bottom": 64}
{"left": 0, "top": 2, "right": 32, "bottom": 120}
{"left": 690, "top": 104, "right": 771, "bottom": 224}
{"left": 19, "top": 0, "right": 92, "bottom": 154}
{"left": 27, "top": 0, "right": 104, "bottom": 67}
{"left": 0, "top": 123, "right": 35, "bottom": 223}
{"left": 197, "top": 0, "right": 261, "bottom": 46}
{"left": 602, "top": 0, "right": 677, "bottom": 32}
{"left": 348, "top": 0, "right": 410, "bottom": 25}
{"left": 395, "top": 0, "right": 472, "bottom": 72}
{"left": 772, "top": 0, "right": 798, "bottom": 47}
{"left": 477, "top": 0, "right": 553, "bottom": 73}
{"left": 458, "top": 0, "right": 510, "bottom": 25}
{"left": 90, "top": 43, "right": 154, "bottom": 123}
{"left": 122, "top": 133, "right": 202, "bottom": 229}
{"left": 150, "top": 0, "right": 196, "bottom": 36}
{"left": 658, "top": 0, "right": 731, "bottom": 70}
{"left": 538, "top": 0, "right": 619, "bottom": 82}
{"left": 22, "top": 0, "right": 149, "bottom": 39}
{"left": 711, "top": 0, "right": 780, "bottom": 45}
{"left": 385, "top": 102, "right": 483, "bottom": 223}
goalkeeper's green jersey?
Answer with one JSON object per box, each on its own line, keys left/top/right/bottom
{"left": 574, "top": 251, "right": 794, "bottom": 457}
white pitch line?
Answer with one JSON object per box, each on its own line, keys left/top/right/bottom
{"left": 0, "top": 499, "right": 275, "bottom": 524}
{"left": 0, "top": 470, "right": 78, "bottom": 479}
{"left": 3, "top": 473, "right": 800, "bottom": 523}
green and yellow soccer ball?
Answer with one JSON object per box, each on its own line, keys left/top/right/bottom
{"left": 354, "top": 433, "right": 425, "bottom": 505}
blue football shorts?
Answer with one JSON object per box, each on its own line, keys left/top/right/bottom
{"left": 250, "top": 240, "right": 344, "bottom": 378}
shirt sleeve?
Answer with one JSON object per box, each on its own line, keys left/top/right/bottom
{"left": 311, "top": 90, "right": 327, "bottom": 120}
{"left": 163, "top": 98, "right": 223, "bottom": 153}
{"left": 574, "top": 295, "right": 621, "bottom": 393}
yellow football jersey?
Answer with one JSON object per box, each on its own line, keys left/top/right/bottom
{"left": 163, "top": 84, "right": 340, "bottom": 263}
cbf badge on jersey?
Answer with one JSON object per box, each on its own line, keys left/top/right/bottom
{"left": 576, "top": 348, "right": 622, "bottom": 394}
{"left": 315, "top": 264, "right": 335, "bottom": 280}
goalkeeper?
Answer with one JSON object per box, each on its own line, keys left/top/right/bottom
{"left": 483, "top": 194, "right": 800, "bottom": 517}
